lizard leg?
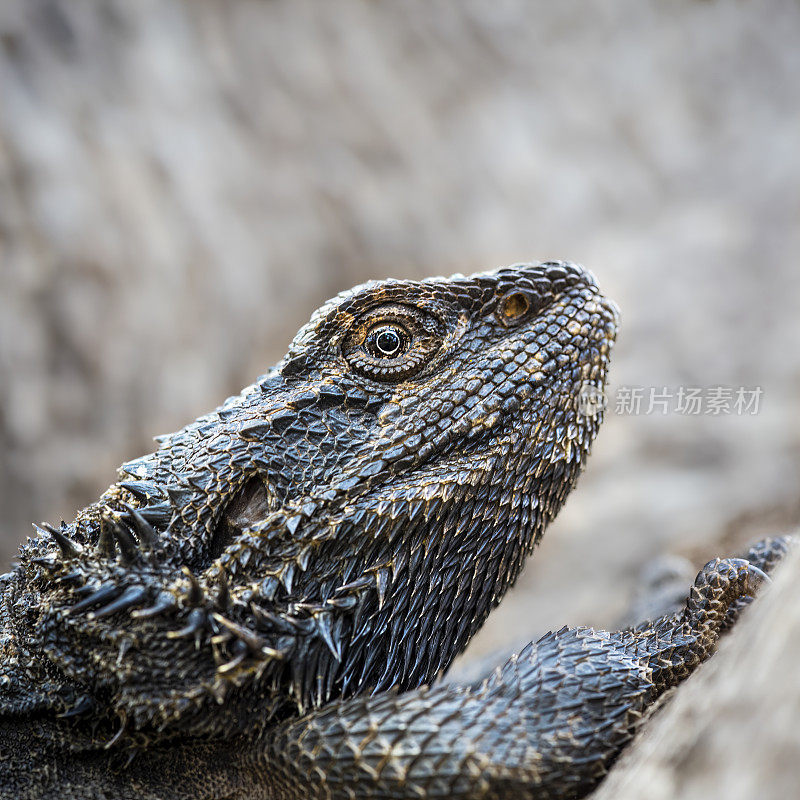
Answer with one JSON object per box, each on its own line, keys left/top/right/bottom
{"left": 708, "top": 533, "right": 794, "bottom": 634}
{"left": 737, "top": 533, "right": 795, "bottom": 574}
{"left": 714, "top": 534, "right": 796, "bottom": 632}
{"left": 257, "top": 541, "right": 791, "bottom": 800}
{"left": 39, "top": 542, "right": 783, "bottom": 800}
{"left": 15, "top": 544, "right": 783, "bottom": 800}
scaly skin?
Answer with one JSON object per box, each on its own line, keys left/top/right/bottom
{"left": 0, "top": 262, "right": 788, "bottom": 799}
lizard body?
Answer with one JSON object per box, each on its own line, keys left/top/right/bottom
{"left": 0, "top": 262, "right": 786, "bottom": 799}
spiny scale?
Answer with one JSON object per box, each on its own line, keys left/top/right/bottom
{"left": 109, "top": 520, "right": 140, "bottom": 565}
{"left": 120, "top": 504, "right": 160, "bottom": 551}
{"left": 88, "top": 586, "right": 147, "bottom": 619}
{"left": 38, "top": 522, "right": 82, "bottom": 559}
{"left": 69, "top": 583, "right": 123, "bottom": 615}
{"left": 131, "top": 591, "right": 176, "bottom": 619}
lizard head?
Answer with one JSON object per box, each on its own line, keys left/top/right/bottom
{"left": 7, "top": 262, "right": 618, "bottom": 744}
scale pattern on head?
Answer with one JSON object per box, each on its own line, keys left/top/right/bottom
{"left": 5, "top": 262, "right": 617, "bottom": 746}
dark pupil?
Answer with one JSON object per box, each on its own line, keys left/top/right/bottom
{"left": 375, "top": 328, "right": 402, "bottom": 357}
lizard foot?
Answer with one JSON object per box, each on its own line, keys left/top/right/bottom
{"left": 640, "top": 535, "right": 796, "bottom": 692}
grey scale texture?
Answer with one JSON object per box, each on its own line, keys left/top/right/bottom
{"left": 0, "top": 263, "right": 790, "bottom": 799}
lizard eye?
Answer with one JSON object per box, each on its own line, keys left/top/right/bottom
{"left": 343, "top": 304, "right": 443, "bottom": 382}
{"left": 367, "top": 325, "right": 407, "bottom": 359}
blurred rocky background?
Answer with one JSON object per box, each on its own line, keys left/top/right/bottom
{"left": 1, "top": 0, "right": 799, "bottom": 705}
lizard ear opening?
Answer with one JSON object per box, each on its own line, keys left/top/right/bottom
{"left": 207, "top": 477, "right": 277, "bottom": 562}
{"left": 497, "top": 290, "right": 534, "bottom": 326}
